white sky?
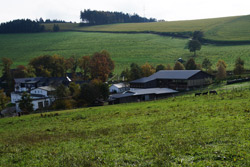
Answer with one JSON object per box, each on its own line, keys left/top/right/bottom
{"left": 0, "top": 0, "right": 250, "bottom": 23}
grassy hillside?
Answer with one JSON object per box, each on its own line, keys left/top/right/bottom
{"left": 1, "top": 32, "right": 250, "bottom": 74}
{"left": 1, "top": 83, "right": 250, "bottom": 166}
{"left": 48, "top": 15, "right": 250, "bottom": 41}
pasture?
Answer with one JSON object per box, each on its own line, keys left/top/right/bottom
{"left": 1, "top": 32, "right": 250, "bottom": 74}
{"left": 49, "top": 15, "right": 250, "bottom": 41}
{"left": 1, "top": 83, "right": 250, "bottom": 166}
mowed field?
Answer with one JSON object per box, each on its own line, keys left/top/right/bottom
{"left": 1, "top": 82, "right": 250, "bottom": 166}
{"left": 1, "top": 31, "right": 250, "bottom": 74}
{"left": 47, "top": 15, "right": 250, "bottom": 41}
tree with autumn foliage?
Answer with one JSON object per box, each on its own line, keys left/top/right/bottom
{"left": 216, "top": 60, "right": 227, "bottom": 80}
{"left": 13, "top": 65, "right": 36, "bottom": 78}
{"left": 89, "top": 50, "right": 115, "bottom": 82}
{"left": 29, "top": 55, "right": 67, "bottom": 77}
{"left": 141, "top": 62, "right": 155, "bottom": 77}
{"left": 166, "top": 64, "right": 173, "bottom": 70}
{"left": 174, "top": 61, "right": 185, "bottom": 70}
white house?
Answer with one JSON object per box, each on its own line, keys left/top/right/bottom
{"left": 12, "top": 86, "right": 56, "bottom": 111}
{"left": 109, "top": 83, "right": 129, "bottom": 93}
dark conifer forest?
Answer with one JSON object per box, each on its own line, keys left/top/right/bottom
{"left": 0, "top": 19, "right": 45, "bottom": 33}
{"left": 80, "top": 9, "right": 157, "bottom": 26}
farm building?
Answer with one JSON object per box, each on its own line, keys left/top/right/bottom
{"left": 109, "top": 83, "right": 129, "bottom": 93}
{"left": 11, "top": 76, "right": 71, "bottom": 112}
{"left": 130, "top": 70, "right": 213, "bottom": 90}
{"left": 14, "top": 77, "right": 71, "bottom": 92}
{"left": 109, "top": 88, "right": 178, "bottom": 104}
{"left": 12, "top": 86, "right": 56, "bottom": 112}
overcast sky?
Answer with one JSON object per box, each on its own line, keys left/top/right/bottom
{"left": 1, "top": 0, "right": 250, "bottom": 23}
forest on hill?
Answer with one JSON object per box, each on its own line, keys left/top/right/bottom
{"left": 0, "top": 19, "right": 45, "bottom": 33}
{"left": 80, "top": 9, "right": 156, "bottom": 26}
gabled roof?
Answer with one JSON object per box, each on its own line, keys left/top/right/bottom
{"left": 130, "top": 70, "right": 203, "bottom": 83}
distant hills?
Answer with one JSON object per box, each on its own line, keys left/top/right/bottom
{"left": 44, "top": 15, "right": 250, "bottom": 42}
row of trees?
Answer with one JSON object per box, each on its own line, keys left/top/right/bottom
{"left": 0, "top": 19, "right": 45, "bottom": 33}
{"left": 80, "top": 9, "right": 156, "bottom": 25}
{"left": 0, "top": 50, "right": 114, "bottom": 95}
{"left": 120, "top": 57, "right": 245, "bottom": 81}
{"left": 2, "top": 50, "right": 114, "bottom": 80}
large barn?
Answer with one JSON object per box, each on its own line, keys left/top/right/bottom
{"left": 130, "top": 70, "right": 213, "bottom": 90}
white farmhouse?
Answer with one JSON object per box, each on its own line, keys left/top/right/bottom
{"left": 12, "top": 86, "right": 56, "bottom": 112}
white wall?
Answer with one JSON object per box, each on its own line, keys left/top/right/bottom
{"left": 109, "top": 85, "right": 119, "bottom": 93}
{"left": 30, "top": 88, "right": 47, "bottom": 97}
{"left": 11, "top": 93, "right": 22, "bottom": 104}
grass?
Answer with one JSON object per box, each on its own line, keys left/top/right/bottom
{"left": 1, "top": 32, "right": 250, "bottom": 74}
{"left": 51, "top": 15, "right": 250, "bottom": 41}
{"left": 1, "top": 83, "right": 250, "bottom": 166}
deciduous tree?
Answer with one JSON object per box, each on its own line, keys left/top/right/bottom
{"left": 0, "top": 89, "right": 9, "bottom": 111}
{"left": 166, "top": 64, "right": 173, "bottom": 70}
{"left": 202, "top": 58, "right": 212, "bottom": 71}
{"left": 29, "top": 55, "right": 67, "bottom": 77}
{"left": 174, "top": 61, "right": 185, "bottom": 70}
{"left": 216, "top": 60, "right": 227, "bottom": 80}
{"left": 129, "top": 63, "right": 142, "bottom": 80}
{"left": 141, "top": 63, "right": 155, "bottom": 77}
{"left": 156, "top": 64, "right": 166, "bottom": 72}
{"left": 89, "top": 50, "right": 115, "bottom": 82}
{"left": 233, "top": 57, "right": 244, "bottom": 75}
{"left": 185, "top": 58, "right": 197, "bottom": 70}
{"left": 79, "top": 56, "right": 91, "bottom": 80}
{"left": 188, "top": 39, "right": 201, "bottom": 56}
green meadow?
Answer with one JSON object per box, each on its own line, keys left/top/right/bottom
{"left": 1, "top": 82, "right": 250, "bottom": 166}
{"left": 1, "top": 32, "right": 250, "bottom": 74}
{"left": 49, "top": 15, "right": 250, "bottom": 41}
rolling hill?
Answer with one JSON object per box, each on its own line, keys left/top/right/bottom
{"left": 1, "top": 83, "right": 250, "bottom": 166}
{"left": 45, "top": 15, "right": 250, "bottom": 41}
{"left": 1, "top": 32, "right": 250, "bottom": 74}
{"left": 1, "top": 14, "right": 250, "bottom": 74}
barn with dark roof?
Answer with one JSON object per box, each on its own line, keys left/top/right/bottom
{"left": 130, "top": 70, "right": 213, "bottom": 90}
